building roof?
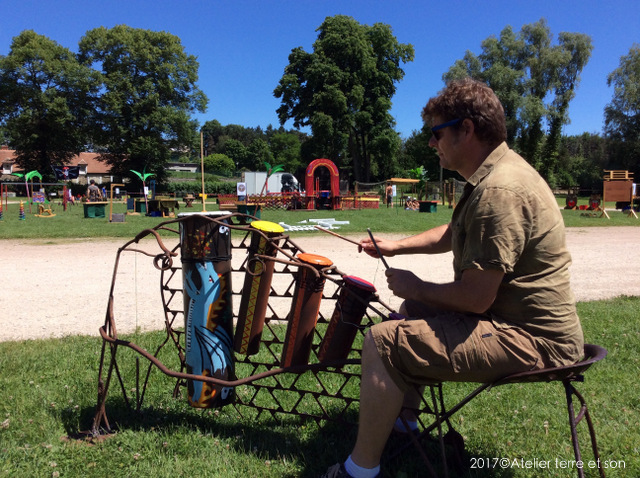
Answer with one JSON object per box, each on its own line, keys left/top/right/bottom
{"left": 0, "top": 146, "right": 111, "bottom": 174}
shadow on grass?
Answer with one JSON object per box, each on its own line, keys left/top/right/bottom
{"left": 59, "top": 398, "right": 516, "bottom": 478}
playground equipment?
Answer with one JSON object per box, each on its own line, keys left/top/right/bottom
{"left": 602, "top": 170, "right": 638, "bottom": 219}
{"left": 33, "top": 192, "right": 56, "bottom": 218}
{"left": 35, "top": 203, "right": 56, "bottom": 218}
{"left": 305, "top": 158, "right": 341, "bottom": 210}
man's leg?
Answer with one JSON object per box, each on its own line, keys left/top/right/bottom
{"left": 350, "top": 332, "right": 405, "bottom": 469}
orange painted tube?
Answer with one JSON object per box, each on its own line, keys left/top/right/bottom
{"left": 281, "top": 253, "right": 332, "bottom": 367}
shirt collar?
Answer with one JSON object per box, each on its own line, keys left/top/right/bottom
{"left": 466, "top": 142, "right": 509, "bottom": 187}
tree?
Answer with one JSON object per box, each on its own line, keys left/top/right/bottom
{"left": 558, "top": 133, "right": 607, "bottom": 190}
{"left": 444, "top": 19, "right": 592, "bottom": 186}
{"left": 269, "top": 131, "right": 303, "bottom": 174}
{"left": 274, "top": 15, "right": 414, "bottom": 182}
{"left": 0, "top": 30, "right": 99, "bottom": 178}
{"left": 247, "top": 138, "right": 274, "bottom": 171}
{"left": 222, "top": 138, "right": 249, "bottom": 170}
{"left": 399, "top": 128, "right": 442, "bottom": 181}
{"left": 203, "top": 153, "right": 235, "bottom": 176}
{"left": 78, "top": 25, "right": 207, "bottom": 185}
{"left": 604, "top": 44, "right": 640, "bottom": 177}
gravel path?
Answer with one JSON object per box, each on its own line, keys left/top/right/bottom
{"left": 1, "top": 227, "right": 638, "bottom": 342}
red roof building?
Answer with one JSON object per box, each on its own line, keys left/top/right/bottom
{"left": 1, "top": 145, "right": 115, "bottom": 185}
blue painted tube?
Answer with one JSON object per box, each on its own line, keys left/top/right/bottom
{"left": 180, "top": 212, "right": 235, "bottom": 408}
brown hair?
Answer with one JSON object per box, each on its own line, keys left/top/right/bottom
{"left": 422, "top": 78, "right": 507, "bottom": 146}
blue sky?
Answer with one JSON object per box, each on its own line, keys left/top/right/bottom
{"left": 2, "top": 0, "right": 638, "bottom": 138}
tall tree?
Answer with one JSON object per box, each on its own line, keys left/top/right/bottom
{"left": 274, "top": 15, "right": 414, "bottom": 182}
{"left": 444, "top": 19, "right": 592, "bottom": 186}
{"left": 269, "top": 131, "right": 303, "bottom": 174}
{"left": 0, "top": 30, "right": 99, "bottom": 178}
{"left": 558, "top": 133, "right": 608, "bottom": 190}
{"left": 604, "top": 44, "right": 640, "bottom": 177}
{"left": 78, "top": 25, "right": 207, "bottom": 184}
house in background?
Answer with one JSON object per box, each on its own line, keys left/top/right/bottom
{"left": 0, "top": 145, "right": 117, "bottom": 185}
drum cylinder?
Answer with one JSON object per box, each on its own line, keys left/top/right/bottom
{"left": 281, "top": 253, "right": 332, "bottom": 367}
{"left": 318, "top": 275, "right": 376, "bottom": 363}
{"left": 234, "top": 221, "right": 284, "bottom": 355}
{"left": 180, "top": 212, "right": 235, "bottom": 408}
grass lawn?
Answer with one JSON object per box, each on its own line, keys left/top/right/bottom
{"left": 0, "top": 196, "right": 637, "bottom": 241}
{"left": 0, "top": 297, "right": 638, "bottom": 477}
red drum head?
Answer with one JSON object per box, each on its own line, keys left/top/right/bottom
{"left": 343, "top": 275, "right": 376, "bottom": 292}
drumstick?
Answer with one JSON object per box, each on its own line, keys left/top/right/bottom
{"left": 313, "top": 225, "right": 361, "bottom": 246}
{"left": 367, "top": 228, "right": 389, "bottom": 269}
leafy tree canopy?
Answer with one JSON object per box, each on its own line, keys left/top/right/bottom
{"left": 0, "top": 30, "right": 99, "bottom": 178}
{"left": 604, "top": 44, "right": 640, "bottom": 176}
{"left": 203, "top": 153, "right": 235, "bottom": 176}
{"left": 444, "top": 19, "right": 592, "bottom": 186}
{"left": 274, "top": 15, "right": 414, "bottom": 183}
{"left": 78, "top": 25, "right": 207, "bottom": 185}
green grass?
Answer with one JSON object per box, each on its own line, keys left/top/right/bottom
{"left": 0, "top": 297, "right": 638, "bottom": 477}
{"left": 0, "top": 197, "right": 637, "bottom": 241}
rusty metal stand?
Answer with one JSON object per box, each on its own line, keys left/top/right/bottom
{"left": 91, "top": 213, "right": 395, "bottom": 437}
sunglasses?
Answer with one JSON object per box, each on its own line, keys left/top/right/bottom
{"left": 431, "top": 118, "right": 462, "bottom": 141}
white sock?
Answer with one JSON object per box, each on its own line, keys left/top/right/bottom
{"left": 344, "top": 455, "right": 380, "bottom": 478}
{"left": 393, "top": 417, "right": 418, "bottom": 433}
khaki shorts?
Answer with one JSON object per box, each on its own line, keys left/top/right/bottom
{"left": 371, "top": 301, "right": 549, "bottom": 392}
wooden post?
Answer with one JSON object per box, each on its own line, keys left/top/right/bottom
{"left": 200, "top": 131, "right": 206, "bottom": 212}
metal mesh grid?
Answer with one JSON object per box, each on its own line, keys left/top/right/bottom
{"left": 92, "top": 213, "right": 394, "bottom": 434}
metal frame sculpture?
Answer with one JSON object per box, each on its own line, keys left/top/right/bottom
{"left": 89, "top": 212, "right": 607, "bottom": 478}
{"left": 91, "top": 212, "right": 396, "bottom": 435}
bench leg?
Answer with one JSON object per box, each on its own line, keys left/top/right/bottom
{"left": 385, "top": 383, "right": 490, "bottom": 477}
{"left": 564, "top": 380, "right": 605, "bottom": 478}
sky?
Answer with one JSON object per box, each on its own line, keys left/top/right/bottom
{"left": 1, "top": 0, "right": 639, "bottom": 139}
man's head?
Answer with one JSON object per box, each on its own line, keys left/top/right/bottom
{"left": 422, "top": 78, "right": 507, "bottom": 147}
{"left": 90, "top": 179, "right": 95, "bottom": 185}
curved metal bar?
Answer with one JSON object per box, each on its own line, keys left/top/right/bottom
{"left": 98, "top": 325, "right": 359, "bottom": 387}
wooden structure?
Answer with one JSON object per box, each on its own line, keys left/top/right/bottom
{"left": 602, "top": 170, "right": 637, "bottom": 219}
{"left": 385, "top": 178, "right": 420, "bottom": 207}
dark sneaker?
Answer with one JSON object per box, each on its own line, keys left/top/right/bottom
{"left": 320, "top": 463, "right": 351, "bottom": 478}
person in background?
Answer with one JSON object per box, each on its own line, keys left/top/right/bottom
{"left": 86, "top": 179, "right": 103, "bottom": 202}
{"left": 320, "top": 78, "right": 583, "bottom": 478}
{"left": 385, "top": 182, "right": 393, "bottom": 208}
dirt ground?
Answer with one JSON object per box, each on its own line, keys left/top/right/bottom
{"left": 1, "top": 227, "right": 639, "bottom": 342}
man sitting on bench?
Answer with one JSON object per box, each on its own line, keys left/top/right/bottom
{"left": 321, "top": 79, "right": 584, "bottom": 478}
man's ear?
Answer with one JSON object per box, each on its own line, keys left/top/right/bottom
{"left": 461, "top": 118, "right": 475, "bottom": 137}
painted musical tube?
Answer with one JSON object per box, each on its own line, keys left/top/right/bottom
{"left": 318, "top": 275, "right": 377, "bottom": 363}
{"left": 234, "top": 221, "right": 285, "bottom": 355}
{"left": 179, "top": 212, "right": 235, "bottom": 408}
{"left": 281, "top": 253, "right": 333, "bottom": 367}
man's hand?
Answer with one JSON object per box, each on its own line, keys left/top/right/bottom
{"left": 358, "top": 236, "right": 397, "bottom": 258}
{"left": 384, "top": 268, "right": 422, "bottom": 300}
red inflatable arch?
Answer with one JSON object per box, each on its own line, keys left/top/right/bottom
{"left": 305, "top": 158, "right": 341, "bottom": 210}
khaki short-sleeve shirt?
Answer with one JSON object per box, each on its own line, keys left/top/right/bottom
{"left": 451, "top": 142, "right": 583, "bottom": 366}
